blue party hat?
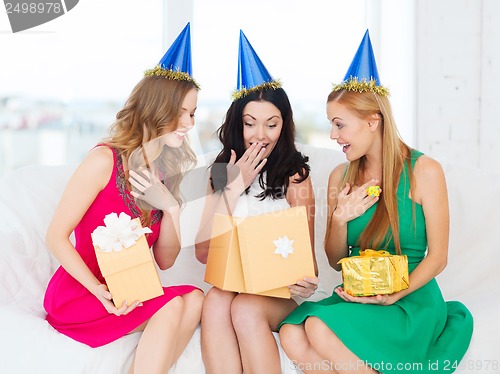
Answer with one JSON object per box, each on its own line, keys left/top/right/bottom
{"left": 144, "top": 22, "right": 199, "bottom": 89}
{"left": 232, "top": 30, "right": 281, "bottom": 100}
{"left": 332, "top": 30, "right": 389, "bottom": 97}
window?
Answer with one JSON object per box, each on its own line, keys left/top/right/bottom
{"left": 0, "top": 0, "right": 164, "bottom": 176}
{"left": 171, "top": 0, "right": 416, "bottom": 154}
{"left": 189, "top": 0, "right": 370, "bottom": 151}
{"left": 0, "top": 0, "right": 416, "bottom": 176}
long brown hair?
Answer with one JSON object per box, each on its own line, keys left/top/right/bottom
{"left": 106, "top": 76, "right": 198, "bottom": 227}
{"left": 327, "top": 90, "right": 414, "bottom": 254}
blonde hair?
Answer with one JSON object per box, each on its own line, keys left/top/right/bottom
{"left": 105, "top": 76, "right": 198, "bottom": 227}
{"left": 327, "top": 90, "right": 413, "bottom": 254}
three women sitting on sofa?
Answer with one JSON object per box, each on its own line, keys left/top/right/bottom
{"left": 43, "top": 24, "right": 473, "bottom": 374}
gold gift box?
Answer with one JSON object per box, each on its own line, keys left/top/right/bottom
{"left": 92, "top": 217, "right": 164, "bottom": 308}
{"left": 337, "top": 249, "right": 409, "bottom": 296}
{"left": 205, "top": 206, "right": 315, "bottom": 298}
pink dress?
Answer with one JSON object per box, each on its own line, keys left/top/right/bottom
{"left": 44, "top": 145, "right": 199, "bottom": 348}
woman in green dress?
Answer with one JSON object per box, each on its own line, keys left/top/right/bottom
{"left": 279, "top": 30, "right": 473, "bottom": 374}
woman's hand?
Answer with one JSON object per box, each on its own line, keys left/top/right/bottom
{"left": 92, "top": 283, "right": 142, "bottom": 316}
{"left": 226, "top": 143, "right": 267, "bottom": 195}
{"left": 129, "top": 169, "right": 179, "bottom": 214}
{"left": 334, "top": 286, "right": 398, "bottom": 306}
{"left": 333, "top": 179, "right": 381, "bottom": 224}
{"left": 289, "top": 276, "right": 319, "bottom": 298}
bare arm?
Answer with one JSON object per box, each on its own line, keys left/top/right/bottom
{"left": 285, "top": 173, "right": 320, "bottom": 298}
{"left": 285, "top": 174, "right": 317, "bottom": 275}
{"left": 194, "top": 183, "right": 241, "bottom": 264}
{"left": 335, "top": 156, "right": 449, "bottom": 305}
{"left": 46, "top": 146, "right": 112, "bottom": 293}
{"left": 195, "top": 143, "right": 268, "bottom": 264}
{"left": 128, "top": 169, "right": 184, "bottom": 270}
{"left": 152, "top": 207, "right": 182, "bottom": 270}
{"left": 324, "top": 163, "right": 380, "bottom": 271}
{"left": 324, "top": 163, "right": 349, "bottom": 270}
{"left": 46, "top": 146, "right": 139, "bottom": 314}
{"left": 387, "top": 156, "right": 449, "bottom": 301}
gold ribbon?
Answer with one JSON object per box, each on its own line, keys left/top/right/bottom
{"left": 360, "top": 249, "right": 390, "bottom": 257}
{"left": 337, "top": 249, "right": 390, "bottom": 264}
{"left": 337, "top": 249, "right": 401, "bottom": 296}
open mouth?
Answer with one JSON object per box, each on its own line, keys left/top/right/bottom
{"left": 339, "top": 143, "right": 350, "bottom": 153}
{"left": 250, "top": 142, "right": 269, "bottom": 150}
{"left": 174, "top": 131, "right": 187, "bottom": 139}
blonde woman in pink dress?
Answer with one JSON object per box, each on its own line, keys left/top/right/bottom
{"left": 43, "top": 23, "right": 204, "bottom": 373}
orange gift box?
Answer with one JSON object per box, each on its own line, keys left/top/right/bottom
{"left": 205, "top": 206, "right": 315, "bottom": 298}
{"left": 337, "top": 249, "right": 409, "bottom": 296}
{"left": 92, "top": 213, "right": 164, "bottom": 308}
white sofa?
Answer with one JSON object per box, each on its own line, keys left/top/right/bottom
{"left": 0, "top": 144, "right": 498, "bottom": 374}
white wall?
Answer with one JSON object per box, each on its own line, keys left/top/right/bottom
{"left": 373, "top": 0, "right": 417, "bottom": 148}
{"left": 416, "top": 0, "right": 500, "bottom": 173}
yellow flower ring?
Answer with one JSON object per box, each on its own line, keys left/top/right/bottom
{"left": 366, "top": 185, "right": 381, "bottom": 197}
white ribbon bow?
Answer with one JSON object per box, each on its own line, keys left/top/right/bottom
{"left": 92, "top": 212, "right": 152, "bottom": 253}
{"left": 273, "top": 236, "right": 294, "bottom": 259}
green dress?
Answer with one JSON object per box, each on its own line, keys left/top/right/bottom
{"left": 280, "top": 150, "right": 473, "bottom": 373}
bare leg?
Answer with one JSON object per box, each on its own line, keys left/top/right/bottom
{"left": 172, "top": 290, "right": 204, "bottom": 363}
{"left": 280, "top": 323, "right": 337, "bottom": 374}
{"left": 201, "top": 287, "right": 241, "bottom": 374}
{"left": 131, "top": 296, "right": 184, "bottom": 374}
{"left": 126, "top": 291, "right": 202, "bottom": 373}
{"left": 230, "top": 294, "right": 297, "bottom": 374}
{"left": 305, "top": 317, "right": 378, "bottom": 374}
